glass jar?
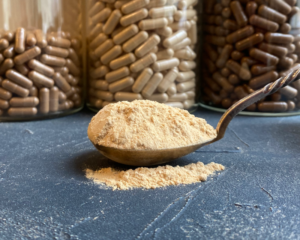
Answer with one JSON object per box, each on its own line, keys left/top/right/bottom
{"left": 0, "top": 0, "right": 85, "bottom": 121}
{"left": 201, "top": 0, "right": 300, "bottom": 116}
{"left": 86, "top": 0, "right": 199, "bottom": 111}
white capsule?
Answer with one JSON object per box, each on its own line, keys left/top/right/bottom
{"left": 142, "top": 73, "right": 163, "bottom": 97}
{"left": 152, "top": 58, "right": 179, "bottom": 72}
{"left": 132, "top": 68, "right": 153, "bottom": 93}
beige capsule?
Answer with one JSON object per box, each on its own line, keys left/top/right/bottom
{"left": 123, "top": 31, "right": 149, "bottom": 53}
{"left": 29, "top": 86, "right": 38, "bottom": 97}
{"left": 121, "top": 0, "right": 150, "bottom": 14}
{"left": 110, "top": 53, "right": 136, "bottom": 70}
{"left": 106, "top": 67, "right": 130, "bottom": 83}
{"left": 165, "top": 102, "right": 184, "bottom": 109}
{"left": 176, "top": 71, "right": 195, "bottom": 82}
{"left": 48, "top": 36, "right": 71, "bottom": 49}
{"left": 114, "top": 0, "right": 130, "bottom": 9}
{"left": 49, "top": 86, "right": 59, "bottom": 112}
{"left": 249, "top": 15, "right": 279, "bottom": 32}
{"left": 178, "top": 61, "right": 196, "bottom": 71}
{"left": 91, "top": 80, "right": 109, "bottom": 91}
{"left": 177, "top": 80, "right": 195, "bottom": 93}
{"left": 120, "top": 8, "right": 148, "bottom": 27}
{"left": 169, "top": 21, "right": 191, "bottom": 31}
{"left": 139, "top": 18, "right": 168, "bottom": 31}
{"left": 28, "top": 71, "right": 54, "bottom": 88}
{"left": 28, "top": 59, "right": 55, "bottom": 77}
{"left": 89, "top": 1, "right": 105, "bottom": 16}
{"left": 6, "top": 69, "right": 32, "bottom": 89}
{"left": 68, "top": 49, "right": 80, "bottom": 67}
{"left": 280, "top": 23, "right": 291, "bottom": 34}
{"left": 101, "top": 45, "right": 123, "bottom": 65}
{"left": 171, "top": 37, "right": 191, "bottom": 51}
{"left": 58, "top": 91, "right": 67, "bottom": 103}
{"left": 183, "top": 99, "right": 195, "bottom": 109}
{"left": 163, "top": 30, "right": 187, "bottom": 48}
{"left": 132, "top": 68, "right": 153, "bottom": 93}
{"left": 249, "top": 48, "right": 279, "bottom": 66}
{"left": 3, "top": 44, "right": 15, "bottom": 58}
{"left": 2, "top": 79, "right": 29, "bottom": 97}
{"left": 157, "top": 68, "right": 178, "bottom": 93}
{"left": 113, "top": 25, "right": 139, "bottom": 45}
{"left": 146, "top": 93, "right": 168, "bottom": 103}
{"left": 167, "top": 82, "right": 177, "bottom": 96}
{"left": 168, "top": 93, "right": 188, "bottom": 102}
{"left": 0, "top": 87, "right": 12, "bottom": 100}
{"left": 174, "top": 9, "right": 196, "bottom": 21}
{"left": 9, "top": 97, "right": 39, "bottom": 107}
{"left": 115, "top": 92, "right": 143, "bottom": 101}
{"left": 39, "top": 88, "right": 50, "bottom": 114}
{"left": 53, "top": 73, "right": 71, "bottom": 92}
{"left": 26, "top": 32, "right": 37, "bottom": 46}
{"left": 8, "top": 107, "right": 38, "bottom": 116}
{"left": 65, "top": 59, "right": 80, "bottom": 76}
{"left": 0, "top": 99, "right": 9, "bottom": 110}
{"left": 130, "top": 53, "right": 157, "bottom": 73}
{"left": 15, "top": 27, "right": 25, "bottom": 53}
{"left": 156, "top": 48, "right": 174, "bottom": 60}
{"left": 89, "top": 23, "right": 104, "bottom": 41}
{"left": 155, "top": 26, "right": 173, "bottom": 37}
{"left": 93, "top": 90, "right": 114, "bottom": 101}
{"left": 152, "top": 58, "right": 179, "bottom": 72}
{"left": 142, "top": 73, "right": 163, "bottom": 97}
{"left": 103, "top": 10, "right": 123, "bottom": 35}
{"left": 135, "top": 34, "right": 160, "bottom": 58}
{"left": 92, "top": 39, "right": 114, "bottom": 60}
{"left": 149, "top": 6, "right": 176, "bottom": 18}
{"left": 109, "top": 77, "right": 134, "bottom": 93}
{"left": 44, "top": 46, "right": 69, "bottom": 58}
{"left": 58, "top": 101, "right": 71, "bottom": 111}
{"left": 14, "top": 64, "right": 29, "bottom": 76}
{"left": 90, "top": 66, "right": 109, "bottom": 79}
{"left": 147, "top": 0, "right": 167, "bottom": 8}
{"left": 40, "top": 54, "right": 66, "bottom": 67}
{"left": 90, "top": 33, "right": 107, "bottom": 50}
{"left": 0, "top": 39, "right": 9, "bottom": 51}
{"left": 186, "top": 90, "right": 195, "bottom": 99}
{"left": 14, "top": 46, "right": 41, "bottom": 65}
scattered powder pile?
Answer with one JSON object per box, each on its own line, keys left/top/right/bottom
{"left": 85, "top": 162, "right": 225, "bottom": 190}
{"left": 88, "top": 100, "right": 217, "bottom": 150}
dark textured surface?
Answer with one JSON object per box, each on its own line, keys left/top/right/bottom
{"left": 1, "top": 108, "right": 300, "bottom": 240}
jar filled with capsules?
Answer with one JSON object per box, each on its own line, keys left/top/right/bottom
{"left": 86, "top": 0, "right": 198, "bottom": 110}
{"left": 201, "top": 0, "right": 300, "bottom": 116}
{"left": 0, "top": 0, "right": 85, "bottom": 121}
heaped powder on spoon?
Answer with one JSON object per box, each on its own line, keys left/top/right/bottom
{"left": 85, "top": 162, "right": 225, "bottom": 190}
{"left": 87, "top": 100, "right": 217, "bottom": 149}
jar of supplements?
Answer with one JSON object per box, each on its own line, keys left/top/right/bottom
{"left": 201, "top": 0, "right": 300, "bottom": 116}
{"left": 86, "top": 0, "right": 198, "bottom": 110}
{"left": 0, "top": 0, "right": 85, "bottom": 120}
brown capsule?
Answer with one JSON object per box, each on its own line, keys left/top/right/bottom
{"left": 204, "top": 43, "right": 218, "bottom": 61}
{"left": 9, "top": 97, "right": 39, "bottom": 107}
{"left": 278, "top": 56, "right": 294, "bottom": 69}
{"left": 226, "top": 60, "right": 251, "bottom": 81}
{"left": 48, "top": 36, "right": 71, "bottom": 48}
{"left": 214, "top": 15, "right": 223, "bottom": 26}
{"left": 221, "top": 98, "right": 232, "bottom": 108}
{"left": 214, "top": 3, "right": 223, "bottom": 15}
{"left": 219, "top": 89, "right": 228, "bottom": 98}
{"left": 288, "top": 53, "right": 298, "bottom": 62}
{"left": 0, "top": 54, "right": 4, "bottom": 65}
{"left": 2, "top": 79, "right": 29, "bottom": 97}
{"left": 265, "top": 33, "right": 294, "bottom": 45}
{"left": 204, "top": 76, "right": 221, "bottom": 92}
{"left": 234, "top": 85, "right": 248, "bottom": 99}
{"left": 235, "top": 33, "right": 264, "bottom": 51}
{"left": 280, "top": 86, "right": 298, "bottom": 99}
{"left": 44, "top": 46, "right": 69, "bottom": 58}
{"left": 14, "top": 46, "right": 41, "bottom": 65}
{"left": 221, "top": 0, "right": 231, "bottom": 7}
{"left": 205, "top": 59, "right": 217, "bottom": 73}
{"left": 258, "top": 102, "right": 288, "bottom": 112}
{"left": 246, "top": 1, "right": 257, "bottom": 17}
{"left": 66, "top": 59, "right": 80, "bottom": 76}
{"left": 28, "top": 59, "right": 55, "bottom": 77}
{"left": 249, "top": 48, "right": 279, "bottom": 66}
{"left": 29, "top": 86, "right": 38, "bottom": 97}
{"left": 284, "top": 0, "right": 297, "bottom": 7}
{"left": 3, "top": 44, "right": 15, "bottom": 58}
{"left": 53, "top": 73, "right": 71, "bottom": 93}
{"left": 246, "top": 103, "right": 257, "bottom": 111}
{"left": 26, "top": 32, "right": 37, "bottom": 46}
{"left": 287, "top": 6, "right": 299, "bottom": 20}
{"left": 280, "top": 63, "right": 300, "bottom": 77}
{"left": 258, "top": 5, "right": 287, "bottom": 24}
{"left": 0, "top": 87, "right": 12, "bottom": 100}
{"left": 205, "top": 35, "right": 226, "bottom": 47}
{"left": 270, "top": 93, "right": 282, "bottom": 101}
{"left": 8, "top": 107, "right": 37, "bottom": 116}
{"left": 49, "top": 87, "right": 59, "bottom": 112}
{"left": 28, "top": 71, "right": 54, "bottom": 88}
{"left": 249, "top": 71, "right": 279, "bottom": 89}
{"left": 223, "top": 19, "right": 238, "bottom": 31}
{"left": 15, "top": 28, "right": 26, "bottom": 53}
{"left": 222, "top": 8, "right": 231, "bottom": 18}
{"left": 212, "top": 72, "right": 234, "bottom": 93}
{"left": 39, "top": 88, "right": 50, "bottom": 114}
{"left": 34, "top": 29, "right": 47, "bottom": 48}
{"left": 216, "top": 45, "right": 233, "bottom": 68}
{"left": 0, "top": 58, "right": 14, "bottom": 75}
{"left": 251, "top": 64, "right": 276, "bottom": 75}
{"left": 258, "top": 42, "right": 288, "bottom": 57}
{"left": 231, "top": 51, "right": 244, "bottom": 61}
{"left": 249, "top": 15, "right": 279, "bottom": 32}
{"left": 6, "top": 69, "right": 32, "bottom": 89}
{"left": 279, "top": 23, "right": 291, "bottom": 34}
{"left": 204, "top": 87, "right": 222, "bottom": 105}
{"left": 0, "top": 99, "right": 9, "bottom": 110}
{"left": 40, "top": 54, "right": 66, "bottom": 67}
{"left": 269, "top": 0, "right": 292, "bottom": 15}
{"left": 287, "top": 100, "right": 295, "bottom": 111}
{"left": 230, "top": 1, "right": 248, "bottom": 27}
{"left": 226, "top": 25, "right": 254, "bottom": 44}
{"left": 228, "top": 74, "right": 240, "bottom": 85}
{"left": 215, "top": 26, "right": 230, "bottom": 36}
{"left": 241, "top": 57, "right": 259, "bottom": 66}
{"left": 221, "top": 67, "right": 231, "bottom": 77}
{"left": 205, "top": 0, "right": 216, "bottom": 13}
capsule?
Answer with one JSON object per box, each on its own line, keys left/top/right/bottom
{"left": 28, "top": 71, "right": 54, "bottom": 88}
{"left": 155, "top": 26, "right": 173, "bottom": 37}
{"left": 258, "top": 42, "right": 288, "bottom": 58}
{"left": 177, "top": 80, "right": 195, "bottom": 93}
{"left": 89, "top": 23, "right": 104, "bottom": 41}
{"left": 269, "top": 0, "right": 292, "bottom": 15}
{"left": 249, "top": 71, "right": 279, "bottom": 89}
{"left": 48, "top": 36, "right": 71, "bottom": 49}
{"left": 265, "top": 33, "right": 294, "bottom": 45}
{"left": 251, "top": 64, "right": 276, "bottom": 75}
{"left": 222, "top": 7, "right": 231, "bottom": 18}
{"left": 156, "top": 48, "right": 174, "bottom": 60}
{"left": 135, "top": 34, "right": 160, "bottom": 58}
{"left": 91, "top": 80, "right": 109, "bottom": 91}
{"left": 109, "top": 77, "right": 134, "bottom": 93}
{"left": 0, "top": 39, "right": 9, "bottom": 51}
{"left": 9, "top": 97, "right": 39, "bottom": 107}
{"left": 226, "top": 60, "right": 251, "bottom": 81}
{"left": 3, "top": 44, "right": 15, "bottom": 58}
{"left": 120, "top": 8, "right": 148, "bottom": 27}
{"left": 130, "top": 53, "right": 157, "bottom": 73}
{"left": 228, "top": 74, "right": 240, "bottom": 85}
{"left": 280, "top": 86, "right": 298, "bottom": 99}
{"left": 163, "top": 30, "right": 187, "bottom": 48}
{"left": 26, "top": 32, "right": 37, "bottom": 46}
{"left": 123, "top": 31, "right": 149, "bottom": 53}
{"left": 258, "top": 5, "right": 287, "bottom": 24}
{"left": 100, "top": 45, "right": 123, "bottom": 65}
{"left": 212, "top": 72, "right": 234, "bottom": 93}
{"left": 246, "top": 1, "right": 257, "bottom": 17}
{"left": 121, "top": 0, "right": 150, "bottom": 14}
{"left": 258, "top": 102, "right": 288, "bottom": 112}
{"left": 34, "top": 29, "right": 47, "bottom": 48}
{"left": 89, "top": 1, "right": 105, "bottom": 16}
{"left": 235, "top": 33, "right": 264, "bottom": 51}
{"left": 132, "top": 68, "right": 153, "bottom": 93}
{"left": 139, "top": 18, "right": 168, "bottom": 30}
{"left": 0, "top": 59, "right": 14, "bottom": 75}
{"left": 103, "top": 10, "right": 123, "bottom": 35}
{"left": 49, "top": 87, "right": 59, "bottom": 112}
{"left": 221, "top": 68, "right": 231, "bottom": 77}
{"left": 14, "top": 46, "right": 41, "bottom": 65}
{"left": 226, "top": 25, "right": 254, "bottom": 44}
{"left": 168, "top": 93, "right": 188, "bottom": 102}
{"left": 178, "top": 61, "right": 196, "bottom": 71}
{"left": 176, "top": 70, "right": 195, "bottom": 83}
{"left": 167, "top": 83, "right": 177, "bottom": 96}
{"left": 157, "top": 68, "right": 178, "bottom": 93}
{"left": 0, "top": 99, "right": 9, "bottom": 110}
{"left": 90, "top": 66, "right": 109, "bottom": 79}
{"left": 147, "top": 0, "right": 167, "bottom": 9}
{"left": 15, "top": 27, "right": 25, "bottom": 53}
{"left": 150, "top": 6, "right": 176, "bottom": 18}
{"left": 44, "top": 46, "right": 69, "bottom": 58}
{"left": 216, "top": 45, "right": 233, "bottom": 68}
{"left": 8, "top": 107, "right": 38, "bottom": 116}
{"left": 39, "top": 88, "right": 49, "bottom": 114}
{"left": 287, "top": 100, "right": 295, "bottom": 111}
{"left": 249, "top": 48, "right": 279, "bottom": 66}
{"left": 110, "top": 53, "right": 136, "bottom": 70}
{"left": 40, "top": 54, "right": 66, "bottom": 67}
{"left": 146, "top": 93, "right": 168, "bottom": 103}
{"left": 52, "top": 73, "right": 71, "bottom": 93}
{"left": 106, "top": 67, "right": 130, "bottom": 83}
{"left": 142, "top": 73, "right": 164, "bottom": 97}
{"left": 28, "top": 59, "right": 54, "bottom": 77}
{"left": 223, "top": 19, "right": 238, "bottom": 31}
{"left": 0, "top": 87, "right": 12, "bottom": 100}
{"left": 230, "top": 1, "right": 248, "bottom": 27}
{"left": 113, "top": 25, "right": 139, "bottom": 45}
{"left": 2, "top": 79, "right": 29, "bottom": 98}
{"left": 231, "top": 51, "right": 244, "bottom": 61}
{"left": 278, "top": 56, "right": 294, "bottom": 69}
{"left": 205, "top": 35, "right": 226, "bottom": 47}
{"left": 6, "top": 69, "right": 32, "bottom": 89}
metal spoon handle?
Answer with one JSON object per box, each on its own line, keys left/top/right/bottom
{"left": 215, "top": 68, "right": 300, "bottom": 141}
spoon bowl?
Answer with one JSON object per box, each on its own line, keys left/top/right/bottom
{"left": 93, "top": 68, "right": 300, "bottom": 166}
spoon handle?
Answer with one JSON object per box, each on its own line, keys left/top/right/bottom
{"left": 215, "top": 68, "right": 300, "bottom": 141}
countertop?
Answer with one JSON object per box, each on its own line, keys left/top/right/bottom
{"left": 1, "top": 108, "right": 300, "bottom": 240}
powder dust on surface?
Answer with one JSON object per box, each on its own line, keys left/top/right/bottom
{"left": 85, "top": 162, "right": 225, "bottom": 190}
{"left": 87, "top": 100, "right": 217, "bottom": 150}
